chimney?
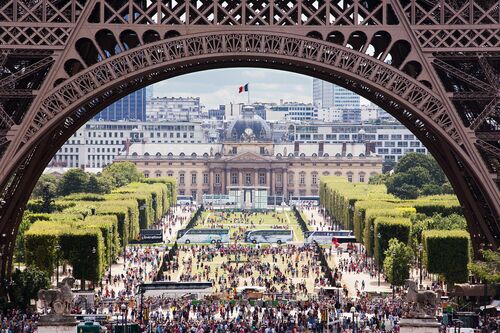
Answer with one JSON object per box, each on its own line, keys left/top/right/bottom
{"left": 318, "top": 142, "right": 324, "bottom": 157}
{"left": 342, "top": 142, "right": 347, "bottom": 157}
{"left": 365, "top": 142, "right": 376, "bottom": 156}
{"left": 294, "top": 141, "right": 300, "bottom": 156}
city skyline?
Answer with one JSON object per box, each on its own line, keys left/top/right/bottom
{"left": 152, "top": 68, "right": 370, "bottom": 109}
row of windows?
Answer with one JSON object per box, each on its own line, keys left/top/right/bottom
{"left": 144, "top": 170, "right": 376, "bottom": 185}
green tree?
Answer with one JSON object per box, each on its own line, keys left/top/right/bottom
{"left": 368, "top": 173, "right": 390, "bottom": 185}
{"left": 9, "top": 267, "right": 50, "bottom": 310}
{"left": 39, "top": 181, "right": 57, "bottom": 213}
{"left": 13, "top": 217, "right": 32, "bottom": 263}
{"left": 421, "top": 184, "right": 443, "bottom": 196}
{"left": 31, "top": 174, "right": 58, "bottom": 198}
{"left": 394, "top": 153, "right": 446, "bottom": 185}
{"left": 386, "top": 180, "right": 419, "bottom": 199}
{"left": 57, "top": 169, "right": 89, "bottom": 196}
{"left": 383, "top": 238, "right": 414, "bottom": 286}
{"left": 468, "top": 250, "right": 500, "bottom": 284}
{"left": 102, "top": 162, "right": 141, "bottom": 187}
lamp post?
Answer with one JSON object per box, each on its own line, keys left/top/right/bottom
{"left": 350, "top": 306, "right": 356, "bottom": 333}
{"left": 121, "top": 303, "right": 127, "bottom": 333}
{"left": 377, "top": 232, "right": 381, "bottom": 287}
{"left": 55, "top": 245, "right": 61, "bottom": 285}
{"left": 391, "top": 249, "right": 396, "bottom": 300}
{"left": 109, "top": 229, "right": 113, "bottom": 282}
{"left": 418, "top": 244, "right": 423, "bottom": 288}
{"left": 91, "top": 247, "right": 98, "bottom": 290}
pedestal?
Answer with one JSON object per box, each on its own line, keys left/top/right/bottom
{"left": 37, "top": 315, "right": 78, "bottom": 333}
{"left": 399, "top": 317, "right": 440, "bottom": 333}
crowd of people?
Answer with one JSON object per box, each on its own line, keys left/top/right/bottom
{"left": 0, "top": 204, "right": 497, "bottom": 333}
{"left": 176, "top": 244, "right": 330, "bottom": 296}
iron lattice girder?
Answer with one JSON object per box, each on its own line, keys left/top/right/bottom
{"left": 433, "top": 58, "right": 492, "bottom": 91}
{"left": 470, "top": 98, "right": 500, "bottom": 131}
{"left": 476, "top": 140, "right": 500, "bottom": 160}
{"left": 0, "top": 89, "right": 35, "bottom": 98}
{"left": 476, "top": 131, "right": 500, "bottom": 140}
{"left": 478, "top": 56, "right": 500, "bottom": 89}
{"left": 0, "top": 56, "right": 54, "bottom": 89}
{"left": 0, "top": 104, "right": 14, "bottom": 128}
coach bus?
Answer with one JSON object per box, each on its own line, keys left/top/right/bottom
{"left": 177, "top": 195, "right": 194, "bottom": 206}
{"left": 136, "top": 281, "right": 213, "bottom": 298}
{"left": 289, "top": 196, "right": 320, "bottom": 206}
{"left": 304, "top": 230, "right": 356, "bottom": 245}
{"left": 176, "top": 228, "right": 230, "bottom": 244}
{"left": 244, "top": 229, "right": 293, "bottom": 244}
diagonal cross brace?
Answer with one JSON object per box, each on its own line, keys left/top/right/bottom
{"left": 470, "top": 98, "right": 499, "bottom": 131}
{"left": 0, "top": 104, "right": 14, "bottom": 128}
{"left": 0, "top": 56, "right": 54, "bottom": 89}
{"left": 434, "top": 58, "right": 491, "bottom": 92}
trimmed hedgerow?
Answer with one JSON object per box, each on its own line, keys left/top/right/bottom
{"left": 373, "top": 216, "right": 411, "bottom": 264}
{"left": 422, "top": 229, "right": 470, "bottom": 285}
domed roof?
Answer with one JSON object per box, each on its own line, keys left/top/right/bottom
{"left": 226, "top": 107, "right": 271, "bottom": 142}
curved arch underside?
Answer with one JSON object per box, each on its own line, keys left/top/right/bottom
{"left": 0, "top": 0, "right": 499, "bottom": 284}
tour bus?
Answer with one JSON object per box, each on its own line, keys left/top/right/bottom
{"left": 176, "top": 228, "right": 230, "bottom": 244}
{"left": 244, "top": 229, "right": 293, "bottom": 244}
{"left": 304, "top": 230, "right": 356, "bottom": 245}
{"left": 177, "top": 195, "right": 194, "bottom": 206}
{"left": 289, "top": 196, "right": 320, "bottom": 206}
{"left": 136, "top": 281, "right": 213, "bottom": 299}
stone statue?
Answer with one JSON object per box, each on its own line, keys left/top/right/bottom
{"left": 38, "top": 277, "right": 75, "bottom": 315}
{"left": 404, "top": 279, "right": 438, "bottom": 317}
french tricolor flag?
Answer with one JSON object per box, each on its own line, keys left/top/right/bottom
{"left": 238, "top": 83, "right": 249, "bottom": 93}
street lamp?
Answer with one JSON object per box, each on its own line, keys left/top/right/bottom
{"left": 121, "top": 303, "right": 127, "bottom": 333}
{"left": 418, "top": 244, "right": 423, "bottom": 288}
{"left": 350, "top": 306, "right": 356, "bottom": 333}
{"left": 377, "top": 232, "right": 381, "bottom": 287}
{"left": 55, "top": 245, "right": 61, "bottom": 285}
{"left": 391, "top": 249, "right": 396, "bottom": 300}
{"left": 91, "top": 247, "right": 97, "bottom": 290}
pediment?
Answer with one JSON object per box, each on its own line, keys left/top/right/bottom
{"left": 225, "top": 151, "right": 270, "bottom": 162}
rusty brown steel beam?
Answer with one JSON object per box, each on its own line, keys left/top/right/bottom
{"left": 0, "top": 104, "right": 14, "bottom": 128}
{"left": 476, "top": 140, "right": 500, "bottom": 159}
{"left": 0, "top": 56, "right": 53, "bottom": 89}
{"left": 476, "top": 131, "right": 500, "bottom": 141}
{"left": 470, "top": 98, "right": 499, "bottom": 131}
{"left": 433, "top": 58, "right": 491, "bottom": 92}
{"left": 0, "top": 89, "right": 36, "bottom": 98}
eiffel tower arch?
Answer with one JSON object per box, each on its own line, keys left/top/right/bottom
{"left": 0, "top": 0, "right": 498, "bottom": 283}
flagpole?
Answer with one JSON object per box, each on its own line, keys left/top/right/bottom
{"left": 247, "top": 88, "right": 250, "bottom": 105}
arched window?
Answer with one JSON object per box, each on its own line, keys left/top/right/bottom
{"left": 144, "top": 152, "right": 150, "bottom": 157}
{"left": 179, "top": 152, "right": 185, "bottom": 157}
{"left": 312, "top": 153, "right": 318, "bottom": 157}
{"left": 155, "top": 170, "right": 162, "bottom": 178}
{"left": 167, "top": 152, "right": 173, "bottom": 158}
{"left": 347, "top": 172, "right": 353, "bottom": 183}
{"left": 335, "top": 171, "right": 342, "bottom": 177}
{"left": 156, "top": 152, "right": 162, "bottom": 157}
{"left": 143, "top": 171, "right": 150, "bottom": 178}
{"left": 191, "top": 152, "right": 197, "bottom": 158}
{"left": 203, "top": 153, "right": 209, "bottom": 158}
{"left": 288, "top": 153, "right": 294, "bottom": 158}
{"left": 359, "top": 172, "right": 366, "bottom": 183}
{"left": 132, "top": 152, "right": 138, "bottom": 156}
{"left": 299, "top": 153, "right": 306, "bottom": 158}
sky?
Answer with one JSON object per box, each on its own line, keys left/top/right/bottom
{"left": 152, "top": 68, "right": 313, "bottom": 109}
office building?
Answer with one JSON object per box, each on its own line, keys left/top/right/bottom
{"left": 95, "top": 88, "right": 147, "bottom": 121}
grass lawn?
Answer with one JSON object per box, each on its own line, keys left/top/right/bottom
{"left": 195, "top": 210, "right": 304, "bottom": 241}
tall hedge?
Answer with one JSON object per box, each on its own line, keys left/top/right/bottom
{"left": 423, "top": 230, "right": 470, "bottom": 285}
{"left": 374, "top": 217, "right": 411, "bottom": 264}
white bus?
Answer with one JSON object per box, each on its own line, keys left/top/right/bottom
{"left": 304, "top": 230, "right": 356, "bottom": 245}
{"left": 176, "top": 228, "right": 229, "bottom": 244}
{"left": 244, "top": 229, "right": 293, "bottom": 244}
{"left": 177, "top": 195, "right": 194, "bottom": 206}
{"left": 137, "top": 281, "right": 213, "bottom": 299}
